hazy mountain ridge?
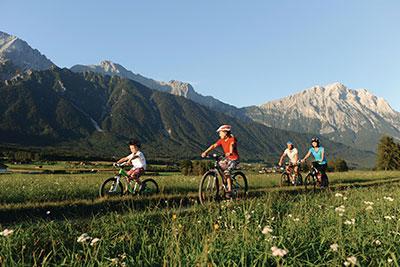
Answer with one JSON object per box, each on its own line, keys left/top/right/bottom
{"left": 70, "top": 60, "right": 248, "bottom": 120}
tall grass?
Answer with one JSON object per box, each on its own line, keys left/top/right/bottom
{"left": 1, "top": 183, "right": 400, "bottom": 266}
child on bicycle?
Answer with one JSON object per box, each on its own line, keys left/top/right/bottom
{"left": 116, "top": 139, "right": 147, "bottom": 185}
{"left": 301, "top": 137, "right": 329, "bottom": 187}
{"left": 201, "top": 124, "right": 239, "bottom": 198}
{"left": 278, "top": 141, "right": 299, "bottom": 184}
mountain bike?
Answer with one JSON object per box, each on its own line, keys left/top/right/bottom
{"left": 304, "top": 161, "right": 329, "bottom": 191}
{"left": 99, "top": 162, "right": 159, "bottom": 197}
{"left": 278, "top": 161, "right": 303, "bottom": 187}
{"left": 199, "top": 154, "right": 248, "bottom": 205}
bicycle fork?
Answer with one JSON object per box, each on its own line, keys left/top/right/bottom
{"left": 109, "top": 176, "right": 121, "bottom": 193}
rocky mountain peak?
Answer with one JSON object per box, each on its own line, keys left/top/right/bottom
{"left": 247, "top": 83, "right": 400, "bottom": 151}
{"left": 99, "top": 60, "right": 123, "bottom": 73}
{"left": 0, "top": 30, "right": 55, "bottom": 71}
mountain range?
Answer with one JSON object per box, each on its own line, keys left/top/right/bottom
{"left": 70, "top": 61, "right": 247, "bottom": 120}
{"left": 1, "top": 30, "right": 398, "bottom": 167}
{"left": 244, "top": 83, "right": 400, "bottom": 152}
{"left": 0, "top": 66, "right": 376, "bottom": 167}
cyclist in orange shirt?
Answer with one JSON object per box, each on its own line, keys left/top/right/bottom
{"left": 201, "top": 124, "right": 239, "bottom": 198}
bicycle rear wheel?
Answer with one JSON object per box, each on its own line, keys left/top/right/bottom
{"left": 99, "top": 177, "right": 124, "bottom": 197}
{"left": 304, "top": 174, "right": 316, "bottom": 191}
{"left": 139, "top": 178, "right": 159, "bottom": 196}
{"left": 199, "top": 171, "right": 219, "bottom": 205}
{"left": 231, "top": 171, "right": 248, "bottom": 200}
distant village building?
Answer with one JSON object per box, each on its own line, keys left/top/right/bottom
{"left": 0, "top": 163, "right": 8, "bottom": 173}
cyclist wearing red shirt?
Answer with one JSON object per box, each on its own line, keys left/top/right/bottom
{"left": 201, "top": 124, "right": 239, "bottom": 197}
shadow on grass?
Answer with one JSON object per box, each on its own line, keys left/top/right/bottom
{"left": 2, "top": 177, "right": 400, "bottom": 225}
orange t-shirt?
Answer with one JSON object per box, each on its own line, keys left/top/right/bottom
{"left": 215, "top": 136, "right": 239, "bottom": 161}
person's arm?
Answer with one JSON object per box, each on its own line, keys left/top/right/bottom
{"left": 301, "top": 150, "right": 311, "bottom": 162}
{"left": 278, "top": 152, "right": 286, "bottom": 166}
{"left": 117, "top": 156, "right": 129, "bottom": 164}
{"left": 201, "top": 143, "right": 218, "bottom": 158}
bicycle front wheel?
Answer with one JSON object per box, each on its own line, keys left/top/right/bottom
{"left": 139, "top": 178, "right": 159, "bottom": 196}
{"left": 280, "top": 173, "right": 290, "bottom": 187}
{"left": 199, "top": 171, "right": 219, "bottom": 205}
{"left": 304, "top": 174, "right": 316, "bottom": 191}
{"left": 99, "top": 177, "right": 124, "bottom": 197}
{"left": 231, "top": 171, "right": 248, "bottom": 200}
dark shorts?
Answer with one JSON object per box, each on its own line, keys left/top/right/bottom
{"left": 312, "top": 162, "right": 328, "bottom": 186}
{"left": 127, "top": 167, "right": 145, "bottom": 180}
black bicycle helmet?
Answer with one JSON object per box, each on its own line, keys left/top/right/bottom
{"left": 311, "top": 137, "right": 320, "bottom": 145}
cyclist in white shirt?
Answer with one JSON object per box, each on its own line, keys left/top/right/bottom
{"left": 117, "top": 139, "right": 147, "bottom": 185}
{"left": 278, "top": 141, "right": 299, "bottom": 182}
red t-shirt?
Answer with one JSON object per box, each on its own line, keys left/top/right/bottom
{"left": 215, "top": 136, "right": 239, "bottom": 161}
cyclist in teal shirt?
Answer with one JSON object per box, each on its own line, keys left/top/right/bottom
{"left": 301, "top": 137, "right": 329, "bottom": 187}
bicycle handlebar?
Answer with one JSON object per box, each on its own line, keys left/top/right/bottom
{"left": 113, "top": 162, "right": 128, "bottom": 168}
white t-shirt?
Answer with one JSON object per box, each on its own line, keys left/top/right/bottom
{"left": 126, "top": 151, "right": 147, "bottom": 170}
{"left": 283, "top": 148, "right": 298, "bottom": 164}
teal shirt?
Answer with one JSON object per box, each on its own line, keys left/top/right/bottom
{"left": 309, "top": 147, "right": 327, "bottom": 164}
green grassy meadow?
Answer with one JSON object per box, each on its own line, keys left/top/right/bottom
{"left": 1, "top": 165, "right": 400, "bottom": 266}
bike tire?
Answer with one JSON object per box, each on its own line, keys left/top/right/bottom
{"left": 199, "top": 171, "right": 219, "bottom": 205}
{"left": 280, "top": 173, "right": 290, "bottom": 187}
{"left": 99, "top": 177, "right": 124, "bottom": 198}
{"left": 231, "top": 171, "right": 248, "bottom": 200}
{"left": 304, "top": 174, "right": 316, "bottom": 191}
{"left": 139, "top": 178, "right": 159, "bottom": 196}
{"left": 296, "top": 173, "right": 303, "bottom": 186}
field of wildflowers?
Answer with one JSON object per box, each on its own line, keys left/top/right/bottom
{"left": 1, "top": 170, "right": 400, "bottom": 265}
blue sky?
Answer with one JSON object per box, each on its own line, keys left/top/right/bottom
{"left": 1, "top": 1, "right": 399, "bottom": 110}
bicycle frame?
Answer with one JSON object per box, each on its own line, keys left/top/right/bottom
{"left": 209, "top": 154, "right": 236, "bottom": 190}
{"left": 114, "top": 165, "right": 140, "bottom": 194}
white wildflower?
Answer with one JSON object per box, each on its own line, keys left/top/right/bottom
{"left": 335, "top": 193, "right": 343, "bottom": 198}
{"left": 0, "top": 229, "right": 14, "bottom": 237}
{"left": 344, "top": 256, "right": 357, "bottom": 266}
{"left": 365, "top": 206, "right": 373, "bottom": 211}
{"left": 77, "top": 233, "right": 91, "bottom": 243}
{"left": 330, "top": 243, "right": 339, "bottom": 252}
{"left": 271, "top": 246, "right": 288, "bottom": 257}
{"left": 262, "top": 226, "right": 273, "bottom": 235}
{"left": 364, "top": 201, "right": 374, "bottom": 205}
{"left": 343, "top": 197, "right": 348, "bottom": 200}
{"left": 373, "top": 239, "right": 381, "bottom": 246}
{"left": 293, "top": 218, "right": 300, "bottom": 222}
{"left": 388, "top": 258, "right": 393, "bottom": 263}
{"left": 344, "top": 219, "right": 355, "bottom": 225}
{"left": 384, "top": 216, "right": 395, "bottom": 220}
{"left": 90, "top": 238, "right": 101, "bottom": 246}
{"left": 335, "top": 205, "right": 345, "bottom": 213}
{"left": 384, "top": 196, "right": 394, "bottom": 202}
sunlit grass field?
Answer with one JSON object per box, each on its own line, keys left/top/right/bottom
{"left": 1, "top": 167, "right": 400, "bottom": 266}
